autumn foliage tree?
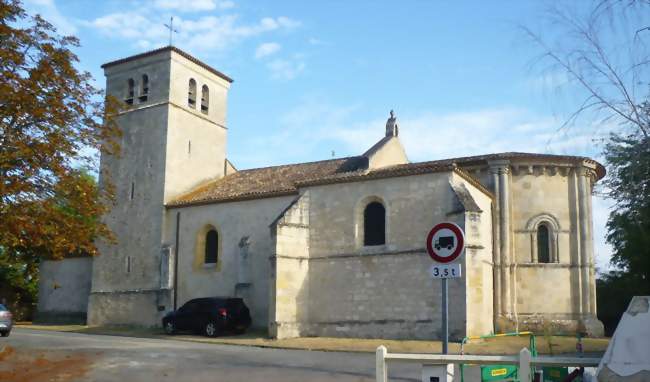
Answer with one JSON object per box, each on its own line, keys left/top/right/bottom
{"left": 0, "top": 0, "right": 121, "bottom": 312}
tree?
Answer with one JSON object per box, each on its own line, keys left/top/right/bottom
{"left": 596, "top": 130, "right": 650, "bottom": 334}
{"left": 0, "top": 0, "right": 121, "bottom": 266}
{"left": 523, "top": 1, "right": 650, "bottom": 334}
{"left": 522, "top": 1, "right": 649, "bottom": 136}
{"left": 0, "top": 0, "right": 122, "bottom": 318}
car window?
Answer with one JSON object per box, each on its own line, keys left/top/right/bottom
{"left": 179, "top": 301, "right": 198, "bottom": 313}
{"left": 198, "top": 300, "right": 221, "bottom": 312}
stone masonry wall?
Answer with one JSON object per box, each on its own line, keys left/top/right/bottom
{"left": 164, "top": 195, "right": 295, "bottom": 329}
{"left": 269, "top": 193, "right": 310, "bottom": 339}
{"left": 36, "top": 257, "right": 93, "bottom": 324}
{"left": 298, "top": 172, "right": 493, "bottom": 340}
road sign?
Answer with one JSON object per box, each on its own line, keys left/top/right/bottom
{"left": 426, "top": 222, "right": 465, "bottom": 263}
{"left": 425, "top": 222, "right": 465, "bottom": 356}
{"left": 429, "top": 263, "right": 462, "bottom": 279}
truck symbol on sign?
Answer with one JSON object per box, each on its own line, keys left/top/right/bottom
{"left": 434, "top": 236, "right": 454, "bottom": 250}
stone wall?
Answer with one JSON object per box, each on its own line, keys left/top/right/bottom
{"left": 269, "top": 171, "right": 494, "bottom": 340}
{"left": 463, "top": 159, "right": 603, "bottom": 335}
{"left": 164, "top": 195, "right": 295, "bottom": 329}
{"left": 36, "top": 257, "right": 92, "bottom": 324}
{"left": 269, "top": 193, "right": 310, "bottom": 338}
{"left": 455, "top": 173, "right": 494, "bottom": 336}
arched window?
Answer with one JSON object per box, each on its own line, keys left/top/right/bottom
{"left": 126, "top": 78, "right": 135, "bottom": 104}
{"left": 205, "top": 229, "right": 218, "bottom": 264}
{"left": 188, "top": 79, "right": 196, "bottom": 108}
{"left": 201, "top": 85, "right": 209, "bottom": 114}
{"left": 526, "top": 213, "right": 560, "bottom": 263}
{"left": 139, "top": 74, "right": 149, "bottom": 102}
{"left": 537, "top": 224, "right": 551, "bottom": 263}
{"left": 364, "top": 202, "right": 385, "bottom": 246}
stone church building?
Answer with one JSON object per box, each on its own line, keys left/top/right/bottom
{"left": 37, "top": 46, "right": 604, "bottom": 339}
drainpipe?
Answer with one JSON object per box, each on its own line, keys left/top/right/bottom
{"left": 173, "top": 211, "right": 180, "bottom": 310}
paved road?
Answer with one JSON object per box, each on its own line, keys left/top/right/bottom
{"left": 1, "top": 328, "right": 427, "bottom": 382}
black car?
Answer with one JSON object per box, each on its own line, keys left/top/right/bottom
{"left": 162, "top": 297, "right": 252, "bottom": 337}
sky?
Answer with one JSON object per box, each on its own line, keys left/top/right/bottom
{"left": 22, "top": 0, "right": 634, "bottom": 271}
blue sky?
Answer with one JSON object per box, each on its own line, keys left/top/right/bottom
{"left": 24, "top": 0, "right": 627, "bottom": 269}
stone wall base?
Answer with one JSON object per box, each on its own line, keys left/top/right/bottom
{"left": 497, "top": 313, "right": 604, "bottom": 337}
{"left": 87, "top": 289, "right": 172, "bottom": 327}
{"left": 33, "top": 311, "right": 87, "bottom": 325}
{"left": 270, "top": 320, "right": 465, "bottom": 341}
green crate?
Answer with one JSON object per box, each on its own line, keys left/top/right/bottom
{"left": 481, "top": 365, "right": 518, "bottom": 381}
{"left": 542, "top": 367, "right": 568, "bottom": 382}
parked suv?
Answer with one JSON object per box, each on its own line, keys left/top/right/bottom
{"left": 162, "top": 297, "right": 252, "bottom": 337}
{"left": 0, "top": 304, "right": 13, "bottom": 337}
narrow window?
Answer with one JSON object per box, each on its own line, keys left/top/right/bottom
{"left": 201, "top": 85, "right": 209, "bottom": 114}
{"left": 537, "top": 224, "right": 550, "bottom": 263}
{"left": 139, "top": 74, "right": 149, "bottom": 102}
{"left": 364, "top": 202, "right": 386, "bottom": 246}
{"left": 188, "top": 79, "right": 196, "bottom": 108}
{"left": 130, "top": 182, "right": 135, "bottom": 200}
{"left": 126, "top": 78, "right": 135, "bottom": 105}
{"left": 126, "top": 256, "right": 131, "bottom": 273}
{"left": 188, "top": 140, "right": 191, "bottom": 154}
{"left": 205, "top": 229, "right": 218, "bottom": 264}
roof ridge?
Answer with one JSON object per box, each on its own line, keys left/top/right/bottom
{"left": 233, "top": 155, "right": 361, "bottom": 173}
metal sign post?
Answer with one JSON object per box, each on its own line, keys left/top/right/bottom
{"left": 426, "top": 222, "right": 465, "bottom": 355}
{"left": 442, "top": 277, "right": 448, "bottom": 354}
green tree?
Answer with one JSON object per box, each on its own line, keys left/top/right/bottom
{"left": 0, "top": 0, "right": 121, "bottom": 314}
{"left": 597, "top": 129, "right": 650, "bottom": 334}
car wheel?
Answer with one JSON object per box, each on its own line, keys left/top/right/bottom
{"left": 204, "top": 322, "right": 218, "bottom": 337}
{"left": 164, "top": 321, "right": 176, "bottom": 335}
{"left": 1, "top": 331, "right": 9, "bottom": 337}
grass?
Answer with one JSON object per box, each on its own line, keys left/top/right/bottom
{"left": 16, "top": 323, "right": 609, "bottom": 355}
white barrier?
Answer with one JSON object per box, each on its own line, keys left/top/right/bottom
{"left": 376, "top": 346, "right": 601, "bottom": 382}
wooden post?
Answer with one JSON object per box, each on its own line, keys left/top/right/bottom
{"left": 376, "top": 345, "right": 388, "bottom": 382}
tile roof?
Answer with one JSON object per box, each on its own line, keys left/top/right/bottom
{"left": 168, "top": 156, "right": 368, "bottom": 207}
{"left": 167, "top": 152, "right": 605, "bottom": 207}
{"left": 101, "top": 46, "right": 233, "bottom": 83}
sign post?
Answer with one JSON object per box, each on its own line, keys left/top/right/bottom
{"left": 426, "top": 222, "right": 465, "bottom": 355}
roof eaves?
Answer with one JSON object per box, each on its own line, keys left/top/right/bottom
{"left": 166, "top": 189, "right": 298, "bottom": 208}
{"left": 101, "top": 46, "right": 233, "bottom": 83}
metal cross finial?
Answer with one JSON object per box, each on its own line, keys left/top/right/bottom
{"left": 164, "top": 16, "right": 179, "bottom": 46}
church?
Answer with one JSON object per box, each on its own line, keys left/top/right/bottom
{"left": 37, "top": 46, "right": 604, "bottom": 339}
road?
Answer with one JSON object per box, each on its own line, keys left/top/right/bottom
{"left": 0, "top": 328, "right": 428, "bottom": 382}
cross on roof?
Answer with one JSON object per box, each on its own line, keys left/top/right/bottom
{"left": 164, "top": 16, "right": 179, "bottom": 46}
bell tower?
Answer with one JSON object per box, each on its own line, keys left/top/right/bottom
{"left": 88, "top": 47, "right": 232, "bottom": 326}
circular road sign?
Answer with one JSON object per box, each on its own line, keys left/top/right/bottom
{"left": 426, "top": 222, "right": 465, "bottom": 263}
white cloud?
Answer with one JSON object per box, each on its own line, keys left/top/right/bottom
{"left": 153, "top": 0, "right": 235, "bottom": 12}
{"left": 85, "top": 12, "right": 301, "bottom": 52}
{"left": 267, "top": 57, "right": 305, "bottom": 80}
{"left": 592, "top": 196, "right": 615, "bottom": 272}
{"left": 24, "top": 0, "right": 77, "bottom": 35}
{"left": 255, "top": 42, "right": 281, "bottom": 59}
{"left": 325, "top": 108, "right": 604, "bottom": 162}
{"left": 308, "top": 37, "right": 325, "bottom": 45}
